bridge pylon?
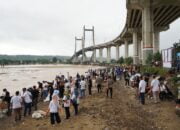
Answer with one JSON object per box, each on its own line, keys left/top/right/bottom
{"left": 83, "top": 25, "right": 96, "bottom": 63}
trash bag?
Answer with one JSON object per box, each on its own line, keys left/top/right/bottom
{"left": 32, "top": 110, "right": 46, "bottom": 119}
{"left": 44, "top": 94, "right": 50, "bottom": 102}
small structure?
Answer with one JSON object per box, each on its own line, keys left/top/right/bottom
{"left": 162, "top": 41, "right": 180, "bottom": 69}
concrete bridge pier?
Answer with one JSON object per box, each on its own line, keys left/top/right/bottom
{"left": 133, "top": 32, "right": 139, "bottom": 64}
{"left": 107, "top": 47, "right": 111, "bottom": 64}
{"left": 99, "top": 48, "right": 103, "bottom": 63}
{"left": 82, "top": 41, "right": 86, "bottom": 62}
{"left": 124, "top": 40, "right": 129, "bottom": 58}
{"left": 142, "top": 0, "right": 153, "bottom": 65}
{"left": 116, "top": 45, "right": 120, "bottom": 61}
{"left": 93, "top": 49, "right": 96, "bottom": 62}
{"left": 139, "top": 40, "right": 143, "bottom": 64}
{"left": 153, "top": 31, "right": 160, "bottom": 54}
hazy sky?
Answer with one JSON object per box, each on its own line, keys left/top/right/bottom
{"left": 0, "top": 0, "right": 179, "bottom": 58}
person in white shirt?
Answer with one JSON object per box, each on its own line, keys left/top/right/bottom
{"left": 47, "top": 95, "right": 61, "bottom": 125}
{"left": 151, "top": 75, "right": 160, "bottom": 103}
{"left": 11, "top": 91, "right": 22, "bottom": 122}
{"left": 22, "top": 88, "right": 32, "bottom": 117}
{"left": 63, "top": 93, "right": 71, "bottom": 119}
{"left": 80, "top": 77, "right": 86, "bottom": 98}
{"left": 139, "top": 76, "right": 146, "bottom": 105}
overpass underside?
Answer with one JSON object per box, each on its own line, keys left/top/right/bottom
{"left": 71, "top": 0, "right": 180, "bottom": 65}
{"left": 123, "top": 0, "right": 180, "bottom": 64}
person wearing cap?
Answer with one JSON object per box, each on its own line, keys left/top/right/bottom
{"left": 47, "top": 95, "right": 61, "bottom": 126}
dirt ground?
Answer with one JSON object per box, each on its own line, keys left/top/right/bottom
{"left": 0, "top": 80, "right": 180, "bottom": 130}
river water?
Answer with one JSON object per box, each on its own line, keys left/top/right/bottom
{"left": 0, "top": 64, "right": 102, "bottom": 95}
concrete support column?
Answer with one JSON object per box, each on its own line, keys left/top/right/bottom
{"left": 153, "top": 32, "right": 160, "bottom": 54}
{"left": 116, "top": 45, "right": 120, "bottom": 61}
{"left": 142, "top": 1, "right": 153, "bottom": 65}
{"left": 138, "top": 40, "right": 142, "bottom": 63}
{"left": 124, "top": 40, "right": 129, "bottom": 58}
{"left": 93, "top": 49, "right": 96, "bottom": 62}
{"left": 99, "top": 48, "right": 103, "bottom": 63}
{"left": 82, "top": 27, "right": 86, "bottom": 62}
{"left": 107, "top": 47, "right": 111, "bottom": 64}
{"left": 133, "top": 32, "right": 139, "bottom": 64}
{"left": 82, "top": 41, "right": 86, "bottom": 62}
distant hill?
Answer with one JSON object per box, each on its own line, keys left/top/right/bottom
{"left": 0, "top": 55, "right": 71, "bottom": 65}
{"left": 0, "top": 55, "right": 70, "bottom": 61}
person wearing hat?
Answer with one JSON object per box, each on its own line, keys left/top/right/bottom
{"left": 47, "top": 94, "right": 61, "bottom": 126}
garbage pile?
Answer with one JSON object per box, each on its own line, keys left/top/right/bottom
{"left": 32, "top": 110, "right": 46, "bottom": 119}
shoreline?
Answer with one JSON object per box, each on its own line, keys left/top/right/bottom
{"left": 0, "top": 64, "right": 104, "bottom": 95}
{"left": 1, "top": 80, "right": 180, "bottom": 130}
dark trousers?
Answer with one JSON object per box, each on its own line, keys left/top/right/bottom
{"left": 32, "top": 98, "right": 38, "bottom": 110}
{"left": 24, "top": 103, "right": 32, "bottom": 116}
{"left": 14, "top": 108, "right": 21, "bottom": 121}
{"left": 50, "top": 112, "right": 61, "bottom": 125}
{"left": 88, "top": 86, "right": 92, "bottom": 95}
{"left": 97, "top": 84, "right": 101, "bottom": 93}
{"left": 107, "top": 88, "right": 113, "bottom": 98}
{"left": 72, "top": 103, "right": 78, "bottom": 115}
{"left": 7, "top": 102, "right": 11, "bottom": 116}
{"left": 59, "top": 87, "right": 64, "bottom": 98}
{"left": 64, "top": 107, "right": 70, "bottom": 119}
{"left": 125, "top": 79, "right": 129, "bottom": 86}
{"left": 159, "top": 91, "right": 166, "bottom": 101}
{"left": 140, "top": 93, "right": 145, "bottom": 105}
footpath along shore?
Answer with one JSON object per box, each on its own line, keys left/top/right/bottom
{"left": 0, "top": 78, "right": 180, "bottom": 130}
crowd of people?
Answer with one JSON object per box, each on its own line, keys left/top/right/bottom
{"left": 122, "top": 66, "right": 175, "bottom": 105}
{"left": 0, "top": 65, "right": 178, "bottom": 126}
{"left": 0, "top": 67, "right": 118, "bottom": 126}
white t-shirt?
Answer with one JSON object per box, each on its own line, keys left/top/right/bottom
{"left": 80, "top": 80, "right": 86, "bottom": 90}
{"left": 49, "top": 101, "right": 60, "bottom": 113}
{"left": 22, "top": 91, "right": 32, "bottom": 103}
{"left": 63, "top": 96, "right": 71, "bottom": 107}
{"left": 139, "top": 80, "right": 146, "bottom": 93}
{"left": 160, "top": 85, "right": 166, "bottom": 92}
{"left": 151, "top": 79, "right": 160, "bottom": 92}
{"left": 11, "top": 96, "right": 22, "bottom": 109}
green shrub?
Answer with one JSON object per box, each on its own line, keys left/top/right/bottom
{"left": 146, "top": 53, "right": 153, "bottom": 65}
{"left": 153, "top": 51, "right": 162, "bottom": 62}
{"left": 117, "top": 57, "right": 124, "bottom": 64}
{"left": 140, "top": 66, "right": 168, "bottom": 76}
{"left": 125, "top": 57, "right": 133, "bottom": 65}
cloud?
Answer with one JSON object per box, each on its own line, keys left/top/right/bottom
{"left": 0, "top": 0, "right": 179, "bottom": 58}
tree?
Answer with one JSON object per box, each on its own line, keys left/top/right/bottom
{"left": 125, "top": 57, "right": 133, "bottom": 65}
{"left": 117, "top": 57, "right": 124, "bottom": 64}
{"left": 52, "top": 57, "right": 58, "bottom": 63}
{"left": 146, "top": 53, "right": 153, "bottom": 65}
{"left": 111, "top": 59, "right": 116, "bottom": 64}
{"left": 153, "top": 51, "right": 162, "bottom": 62}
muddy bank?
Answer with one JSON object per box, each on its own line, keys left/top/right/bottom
{"left": 1, "top": 80, "right": 180, "bottom": 130}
